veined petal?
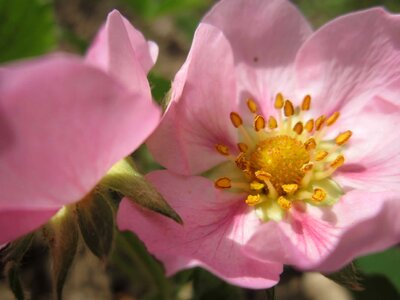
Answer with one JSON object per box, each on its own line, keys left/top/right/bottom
{"left": 117, "top": 170, "right": 282, "bottom": 288}
{"left": 244, "top": 190, "right": 400, "bottom": 271}
{"left": 203, "top": 0, "right": 312, "bottom": 115}
{"left": 334, "top": 112, "right": 400, "bottom": 192}
{"left": 147, "top": 24, "right": 238, "bottom": 175}
{"left": 86, "top": 10, "right": 157, "bottom": 95}
{"left": 0, "top": 55, "right": 160, "bottom": 242}
{"left": 296, "top": 8, "right": 400, "bottom": 117}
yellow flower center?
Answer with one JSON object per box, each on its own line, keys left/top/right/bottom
{"left": 212, "top": 93, "right": 351, "bottom": 222}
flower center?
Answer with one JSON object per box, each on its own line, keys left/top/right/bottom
{"left": 212, "top": 93, "right": 352, "bottom": 221}
{"left": 251, "top": 135, "right": 310, "bottom": 195}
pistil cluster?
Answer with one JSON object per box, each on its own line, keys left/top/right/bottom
{"left": 214, "top": 93, "right": 352, "bottom": 221}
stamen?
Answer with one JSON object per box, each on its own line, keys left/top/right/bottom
{"left": 268, "top": 116, "right": 278, "bottom": 129}
{"left": 255, "top": 170, "right": 278, "bottom": 199}
{"left": 335, "top": 130, "right": 352, "bottom": 146}
{"left": 237, "top": 142, "right": 248, "bottom": 153}
{"left": 331, "top": 155, "right": 345, "bottom": 169}
{"left": 284, "top": 100, "right": 295, "bottom": 117}
{"left": 230, "top": 112, "right": 243, "bottom": 128}
{"left": 215, "top": 177, "right": 231, "bottom": 189}
{"left": 215, "top": 144, "right": 230, "bottom": 156}
{"left": 305, "top": 119, "right": 314, "bottom": 132}
{"left": 304, "top": 138, "right": 316, "bottom": 151}
{"left": 277, "top": 196, "right": 291, "bottom": 210}
{"left": 247, "top": 98, "right": 258, "bottom": 113}
{"left": 254, "top": 115, "right": 266, "bottom": 131}
{"left": 326, "top": 112, "right": 340, "bottom": 126}
{"left": 315, "top": 115, "right": 326, "bottom": 131}
{"left": 250, "top": 181, "right": 265, "bottom": 191}
{"left": 282, "top": 184, "right": 298, "bottom": 194}
{"left": 246, "top": 194, "right": 262, "bottom": 206}
{"left": 315, "top": 150, "right": 328, "bottom": 161}
{"left": 235, "top": 153, "right": 250, "bottom": 171}
{"left": 293, "top": 122, "right": 303, "bottom": 135}
{"left": 275, "top": 93, "right": 284, "bottom": 109}
{"left": 301, "top": 162, "right": 314, "bottom": 172}
{"left": 301, "top": 95, "right": 311, "bottom": 111}
{"left": 312, "top": 188, "right": 327, "bottom": 202}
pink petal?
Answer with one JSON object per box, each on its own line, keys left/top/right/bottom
{"left": 86, "top": 10, "right": 156, "bottom": 95}
{"left": 203, "top": 0, "right": 312, "bottom": 114}
{"left": 0, "top": 209, "right": 58, "bottom": 245}
{"left": 333, "top": 111, "right": 400, "bottom": 192}
{"left": 295, "top": 8, "right": 400, "bottom": 117}
{"left": 0, "top": 55, "right": 160, "bottom": 243}
{"left": 147, "top": 24, "right": 239, "bottom": 175}
{"left": 245, "top": 190, "right": 400, "bottom": 271}
{"left": 117, "top": 170, "right": 282, "bottom": 288}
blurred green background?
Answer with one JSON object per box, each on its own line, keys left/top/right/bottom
{"left": 0, "top": 0, "right": 399, "bottom": 299}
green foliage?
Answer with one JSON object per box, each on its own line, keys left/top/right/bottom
{"left": 45, "top": 207, "right": 79, "bottom": 300}
{"left": 324, "top": 263, "right": 363, "bottom": 291}
{"left": 0, "top": 0, "right": 56, "bottom": 63}
{"left": 100, "top": 158, "right": 182, "bottom": 224}
{"left": 2, "top": 234, "right": 34, "bottom": 300}
{"left": 76, "top": 191, "right": 115, "bottom": 260}
{"left": 356, "top": 247, "right": 400, "bottom": 292}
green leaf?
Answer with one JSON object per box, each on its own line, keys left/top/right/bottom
{"left": 45, "top": 206, "right": 79, "bottom": 300}
{"left": 101, "top": 158, "right": 182, "bottom": 224}
{"left": 0, "top": 0, "right": 56, "bottom": 63}
{"left": 1, "top": 233, "right": 34, "bottom": 300}
{"left": 5, "top": 263, "right": 25, "bottom": 300}
{"left": 2, "top": 233, "right": 34, "bottom": 263}
{"left": 148, "top": 72, "right": 171, "bottom": 105}
{"left": 76, "top": 191, "right": 115, "bottom": 260}
{"left": 324, "top": 262, "right": 363, "bottom": 291}
{"left": 356, "top": 247, "right": 400, "bottom": 292}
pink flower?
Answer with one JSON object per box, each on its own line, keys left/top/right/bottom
{"left": 117, "top": 0, "right": 400, "bottom": 288}
{"left": 0, "top": 11, "right": 160, "bottom": 245}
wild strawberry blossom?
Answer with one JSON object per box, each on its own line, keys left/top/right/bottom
{"left": 0, "top": 11, "right": 160, "bottom": 245}
{"left": 118, "top": 0, "right": 400, "bottom": 288}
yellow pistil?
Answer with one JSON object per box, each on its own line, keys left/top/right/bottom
{"left": 254, "top": 115, "right": 266, "bottom": 131}
{"left": 215, "top": 177, "right": 232, "bottom": 189}
{"left": 335, "top": 130, "right": 352, "bottom": 145}
{"left": 215, "top": 144, "right": 230, "bottom": 156}
{"left": 212, "top": 91, "right": 350, "bottom": 222}
{"left": 247, "top": 98, "right": 258, "bottom": 113}
{"left": 278, "top": 196, "right": 292, "bottom": 210}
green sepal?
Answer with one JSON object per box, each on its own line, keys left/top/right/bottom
{"left": 324, "top": 262, "right": 363, "bottom": 291}
{"left": 1, "top": 233, "right": 34, "bottom": 300}
{"left": 101, "top": 158, "right": 182, "bottom": 224}
{"left": 76, "top": 191, "right": 114, "bottom": 260}
{"left": 2, "top": 233, "right": 34, "bottom": 263}
{"left": 44, "top": 206, "right": 79, "bottom": 300}
{"left": 5, "top": 262, "right": 25, "bottom": 300}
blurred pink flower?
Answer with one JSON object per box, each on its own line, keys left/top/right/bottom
{"left": 118, "top": 0, "right": 400, "bottom": 288}
{"left": 0, "top": 11, "right": 160, "bottom": 245}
